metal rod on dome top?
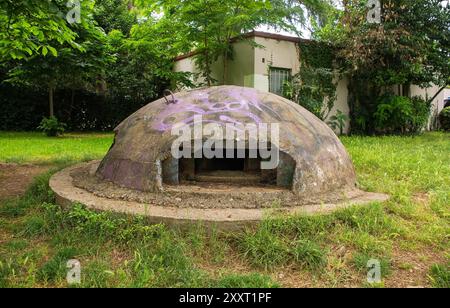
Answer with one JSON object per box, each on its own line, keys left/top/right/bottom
{"left": 163, "top": 89, "right": 177, "bottom": 105}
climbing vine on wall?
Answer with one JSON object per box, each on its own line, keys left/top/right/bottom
{"left": 284, "top": 41, "right": 339, "bottom": 121}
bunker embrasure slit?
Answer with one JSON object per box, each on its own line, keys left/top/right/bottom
{"left": 161, "top": 147, "right": 296, "bottom": 188}
{"left": 183, "top": 148, "right": 266, "bottom": 186}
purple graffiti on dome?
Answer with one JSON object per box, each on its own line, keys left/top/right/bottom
{"left": 152, "top": 88, "right": 281, "bottom": 132}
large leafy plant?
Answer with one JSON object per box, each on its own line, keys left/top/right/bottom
{"left": 38, "top": 116, "right": 66, "bottom": 137}
{"left": 327, "top": 110, "right": 349, "bottom": 136}
{"left": 374, "top": 94, "right": 430, "bottom": 135}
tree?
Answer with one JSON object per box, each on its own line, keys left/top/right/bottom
{"left": 6, "top": 1, "right": 113, "bottom": 117}
{"left": 316, "top": 0, "right": 450, "bottom": 133}
{"left": 0, "top": 0, "right": 79, "bottom": 62}
{"left": 105, "top": 29, "right": 170, "bottom": 104}
{"left": 146, "top": 0, "right": 332, "bottom": 86}
{"left": 104, "top": 9, "right": 195, "bottom": 103}
{"left": 94, "top": 0, "right": 137, "bottom": 35}
{"left": 0, "top": 0, "right": 190, "bottom": 131}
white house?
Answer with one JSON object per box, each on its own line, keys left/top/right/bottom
{"left": 174, "top": 31, "right": 447, "bottom": 133}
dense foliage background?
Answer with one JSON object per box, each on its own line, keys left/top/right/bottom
{"left": 314, "top": 0, "right": 449, "bottom": 134}
{"left": 0, "top": 0, "right": 330, "bottom": 131}
{"left": 0, "top": 0, "right": 183, "bottom": 131}
{"left": 0, "top": 0, "right": 448, "bottom": 133}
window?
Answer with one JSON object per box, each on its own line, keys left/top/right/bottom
{"left": 269, "top": 67, "right": 291, "bottom": 96}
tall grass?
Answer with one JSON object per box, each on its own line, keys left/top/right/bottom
{"left": 0, "top": 132, "right": 448, "bottom": 288}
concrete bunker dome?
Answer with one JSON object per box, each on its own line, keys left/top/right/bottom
{"left": 96, "top": 85, "right": 357, "bottom": 198}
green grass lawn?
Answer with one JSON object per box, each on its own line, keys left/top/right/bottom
{"left": 0, "top": 132, "right": 113, "bottom": 164}
{"left": 0, "top": 132, "right": 448, "bottom": 288}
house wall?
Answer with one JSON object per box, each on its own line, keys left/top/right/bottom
{"left": 173, "top": 37, "right": 350, "bottom": 133}
{"left": 173, "top": 57, "right": 197, "bottom": 74}
{"left": 173, "top": 56, "right": 201, "bottom": 86}
{"left": 326, "top": 78, "right": 351, "bottom": 134}
{"left": 173, "top": 35, "right": 446, "bottom": 133}
{"left": 410, "top": 85, "right": 447, "bottom": 129}
{"left": 224, "top": 40, "right": 255, "bottom": 87}
{"left": 444, "top": 89, "right": 450, "bottom": 101}
{"left": 253, "top": 37, "right": 301, "bottom": 92}
{"left": 174, "top": 40, "right": 255, "bottom": 88}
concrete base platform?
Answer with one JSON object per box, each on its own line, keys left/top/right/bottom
{"left": 50, "top": 162, "right": 390, "bottom": 231}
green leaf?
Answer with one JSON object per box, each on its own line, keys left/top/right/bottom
{"left": 47, "top": 46, "right": 58, "bottom": 57}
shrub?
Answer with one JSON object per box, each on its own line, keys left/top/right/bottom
{"left": 37, "top": 116, "right": 66, "bottom": 137}
{"left": 409, "top": 96, "right": 431, "bottom": 132}
{"left": 374, "top": 95, "right": 412, "bottom": 134}
{"left": 439, "top": 107, "right": 450, "bottom": 131}
{"left": 374, "top": 95, "right": 430, "bottom": 134}
{"left": 327, "top": 110, "right": 349, "bottom": 135}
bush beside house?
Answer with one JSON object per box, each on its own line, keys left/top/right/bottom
{"left": 374, "top": 95, "right": 431, "bottom": 135}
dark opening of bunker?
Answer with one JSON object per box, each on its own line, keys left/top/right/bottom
{"left": 190, "top": 149, "right": 265, "bottom": 186}
{"left": 162, "top": 147, "right": 296, "bottom": 189}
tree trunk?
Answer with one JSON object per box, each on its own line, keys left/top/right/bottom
{"left": 347, "top": 77, "right": 356, "bottom": 134}
{"left": 71, "top": 89, "right": 75, "bottom": 106}
{"left": 223, "top": 51, "right": 229, "bottom": 85}
{"left": 403, "top": 84, "right": 410, "bottom": 97}
{"left": 49, "top": 87, "right": 54, "bottom": 117}
{"left": 222, "top": 37, "right": 231, "bottom": 85}
{"left": 205, "top": 56, "right": 211, "bottom": 87}
{"left": 204, "top": 26, "right": 211, "bottom": 87}
{"left": 69, "top": 89, "right": 75, "bottom": 123}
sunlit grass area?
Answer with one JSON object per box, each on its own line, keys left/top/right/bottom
{"left": 0, "top": 132, "right": 114, "bottom": 164}
{"left": 0, "top": 132, "right": 448, "bottom": 288}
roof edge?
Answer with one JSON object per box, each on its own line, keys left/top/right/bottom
{"left": 174, "top": 31, "right": 311, "bottom": 62}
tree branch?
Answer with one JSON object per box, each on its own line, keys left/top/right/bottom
{"left": 427, "top": 85, "right": 447, "bottom": 105}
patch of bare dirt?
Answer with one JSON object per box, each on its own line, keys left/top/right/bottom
{"left": 196, "top": 244, "right": 448, "bottom": 288}
{"left": 193, "top": 246, "right": 324, "bottom": 288}
{"left": 412, "top": 192, "right": 430, "bottom": 205}
{"left": 0, "top": 163, "right": 51, "bottom": 201}
{"left": 384, "top": 247, "right": 447, "bottom": 288}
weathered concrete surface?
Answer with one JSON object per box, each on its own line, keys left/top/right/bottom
{"left": 76, "top": 161, "right": 360, "bottom": 209}
{"left": 51, "top": 162, "right": 389, "bottom": 231}
{"left": 97, "top": 86, "right": 357, "bottom": 200}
